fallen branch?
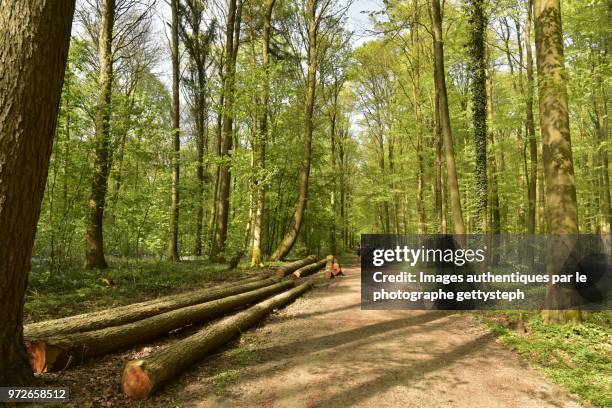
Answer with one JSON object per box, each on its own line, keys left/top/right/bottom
{"left": 122, "top": 280, "right": 314, "bottom": 399}
{"left": 274, "top": 255, "right": 317, "bottom": 278}
{"left": 26, "top": 280, "right": 294, "bottom": 373}
{"left": 24, "top": 275, "right": 279, "bottom": 339}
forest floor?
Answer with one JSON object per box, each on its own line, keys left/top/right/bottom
{"left": 30, "top": 258, "right": 600, "bottom": 408}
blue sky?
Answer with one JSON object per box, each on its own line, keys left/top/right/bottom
{"left": 347, "top": 0, "right": 383, "bottom": 46}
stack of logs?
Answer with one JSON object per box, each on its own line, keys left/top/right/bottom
{"left": 23, "top": 255, "right": 343, "bottom": 399}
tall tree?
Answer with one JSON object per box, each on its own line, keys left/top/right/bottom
{"left": 85, "top": 0, "right": 116, "bottom": 269}
{"left": 180, "top": 0, "right": 215, "bottom": 257}
{"left": 270, "top": 0, "right": 330, "bottom": 260}
{"left": 167, "top": 0, "right": 181, "bottom": 262}
{"left": 533, "top": 0, "right": 581, "bottom": 323}
{"left": 0, "top": 0, "right": 76, "bottom": 385}
{"left": 431, "top": 0, "right": 466, "bottom": 234}
{"left": 210, "top": 0, "right": 243, "bottom": 261}
{"left": 466, "top": 0, "right": 488, "bottom": 232}
{"left": 525, "top": 0, "right": 538, "bottom": 238}
{"left": 251, "top": 0, "right": 276, "bottom": 266}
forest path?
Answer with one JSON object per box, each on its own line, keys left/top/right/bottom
{"left": 175, "top": 260, "right": 589, "bottom": 408}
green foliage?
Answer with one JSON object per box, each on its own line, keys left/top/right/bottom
{"left": 25, "top": 259, "right": 246, "bottom": 323}
{"left": 480, "top": 311, "right": 612, "bottom": 407}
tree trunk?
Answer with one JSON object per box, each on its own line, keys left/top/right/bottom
{"left": 431, "top": 0, "right": 466, "bottom": 235}
{"left": 525, "top": 0, "right": 538, "bottom": 238}
{"left": 275, "top": 255, "right": 317, "bottom": 278}
{"left": 467, "top": 0, "right": 488, "bottom": 233}
{"left": 324, "top": 255, "right": 334, "bottom": 278}
{"left": 251, "top": 0, "right": 275, "bottom": 267}
{"left": 292, "top": 258, "right": 327, "bottom": 279}
{"left": 485, "top": 45, "right": 501, "bottom": 235}
{"left": 270, "top": 0, "right": 317, "bottom": 261}
{"left": 211, "top": 0, "right": 242, "bottom": 261}
{"left": 534, "top": 0, "right": 583, "bottom": 323}
{"left": 122, "top": 280, "right": 313, "bottom": 399}
{"left": 0, "top": 0, "right": 76, "bottom": 386}
{"left": 28, "top": 280, "right": 293, "bottom": 373}
{"left": 24, "top": 275, "right": 278, "bottom": 339}
{"left": 433, "top": 83, "right": 447, "bottom": 234}
{"left": 85, "top": 0, "right": 115, "bottom": 269}
{"left": 167, "top": 0, "right": 181, "bottom": 262}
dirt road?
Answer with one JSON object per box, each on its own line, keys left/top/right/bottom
{"left": 167, "top": 262, "right": 589, "bottom": 408}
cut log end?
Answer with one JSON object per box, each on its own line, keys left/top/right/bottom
{"left": 122, "top": 360, "right": 153, "bottom": 399}
{"left": 26, "top": 341, "right": 69, "bottom": 374}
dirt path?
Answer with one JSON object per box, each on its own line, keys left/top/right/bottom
{"left": 165, "top": 261, "right": 589, "bottom": 408}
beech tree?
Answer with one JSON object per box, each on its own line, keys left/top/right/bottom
{"left": 533, "top": 0, "right": 582, "bottom": 323}
{"left": 431, "top": 0, "right": 466, "bottom": 235}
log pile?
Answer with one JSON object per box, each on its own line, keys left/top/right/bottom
{"left": 25, "top": 255, "right": 339, "bottom": 397}
{"left": 274, "top": 255, "right": 317, "bottom": 277}
{"left": 292, "top": 258, "right": 327, "bottom": 279}
{"left": 25, "top": 275, "right": 280, "bottom": 339}
{"left": 122, "top": 280, "right": 314, "bottom": 399}
{"left": 27, "top": 280, "right": 293, "bottom": 373}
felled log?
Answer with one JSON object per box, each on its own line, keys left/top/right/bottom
{"left": 292, "top": 258, "right": 327, "bottom": 279}
{"left": 324, "top": 255, "right": 335, "bottom": 279}
{"left": 26, "top": 280, "right": 294, "bottom": 373}
{"left": 122, "top": 280, "right": 313, "bottom": 399}
{"left": 274, "top": 255, "right": 317, "bottom": 278}
{"left": 24, "top": 276, "right": 279, "bottom": 340}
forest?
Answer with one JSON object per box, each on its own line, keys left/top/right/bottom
{"left": 0, "top": 0, "right": 610, "bottom": 406}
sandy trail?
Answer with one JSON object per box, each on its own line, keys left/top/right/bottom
{"left": 169, "top": 262, "right": 589, "bottom": 408}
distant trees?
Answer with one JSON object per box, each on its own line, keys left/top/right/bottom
{"left": 0, "top": 0, "right": 76, "bottom": 386}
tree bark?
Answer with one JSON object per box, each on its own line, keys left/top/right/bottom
{"left": 292, "top": 258, "right": 327, "bottom": 279}
{"left": 167, "top": 0, "right": 181, "bottom": 262}
{"left": 85, "top": 0, "right": 115, "bottom": 269}
{"left": 525, "top": 0, "right": 538, "bottom": 237}
{"left": 0, "top": 0, "right": 76, "bottom": 386}
{"left": 467, "top": 0, "right": 488, "bottom": 233}
{"left": 270, "top": 0, "right": 317, "bottom": 260}
{"left": 534, "top": 0, "right": 583, "bottom": 323}
{"left": 433, "top": 83, "right": 447, "bottom": 234}
{"left": 431, "top": 0, "right": 466, "bottom": 235}
{"left": 24, "top": 275, "right": 278, "bottom": 339}
{"left": 122, "top": 280, "right": 313, "bottom": 398}
{"left": 27, "top": 280, "right": 293, "bottom": 373}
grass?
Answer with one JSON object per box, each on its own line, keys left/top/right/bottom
{"left": 25, "top": 258, "right": 264, "bottom": 323}
{"left": 213, "top": 369, "right": 240, "bottom": 396}
{"left": 478, "top": 310, "right": 612, "bottom": 408}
